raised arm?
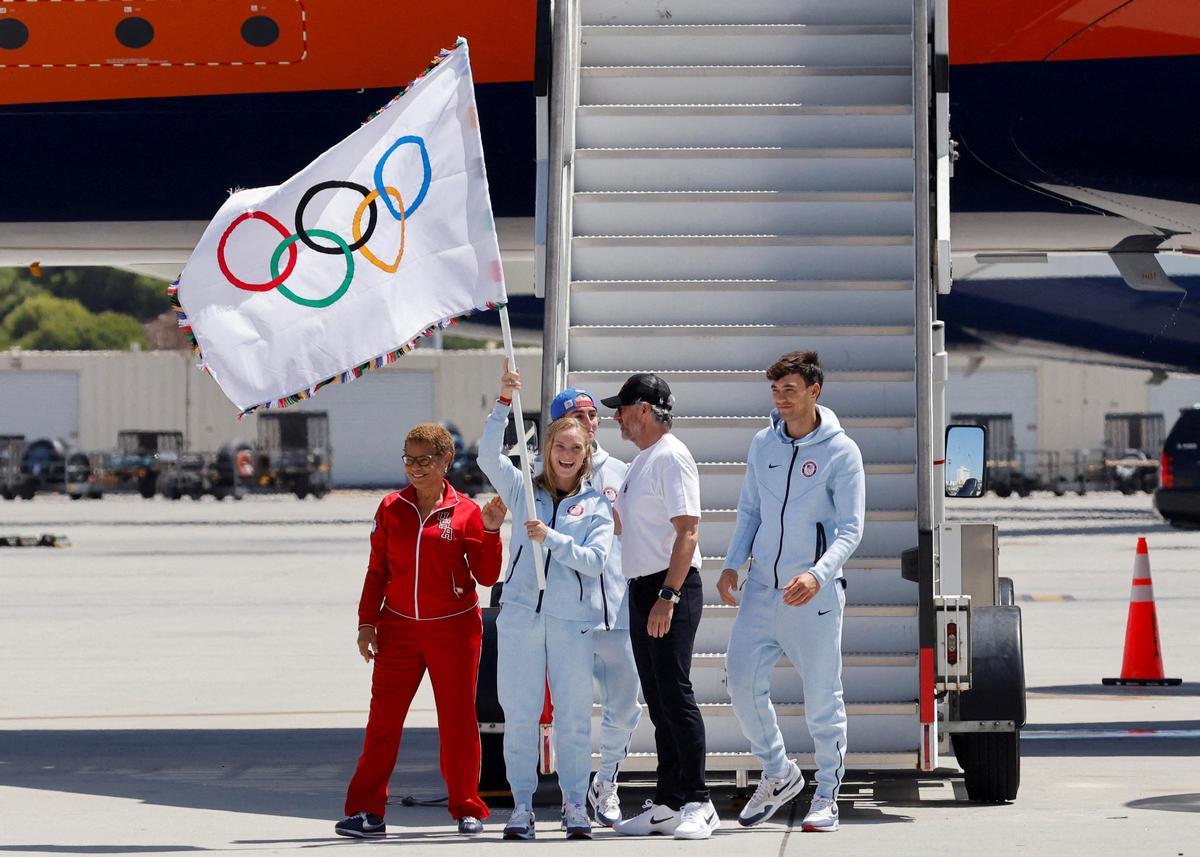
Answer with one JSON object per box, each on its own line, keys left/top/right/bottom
{"left": 475, "top": 360, "right": 526, "bottom": 510}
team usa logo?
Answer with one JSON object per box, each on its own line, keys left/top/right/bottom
{"left": 801, "top": 460, "right": 819, "bottom": 478}
{"left": 568, "top": 503, "right": 585, "bottom": 517}
{"left": 603, "top": 487, "right": 617, "bottom": 502}
{"left": 437, "top": 509, "right": 454, "bottom": 540}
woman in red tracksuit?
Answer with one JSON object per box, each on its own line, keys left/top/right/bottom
{"left": 336, "top": 422, "right": 506, "bottom": 839}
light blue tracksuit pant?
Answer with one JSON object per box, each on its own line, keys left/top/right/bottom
{"left": 497, "top": 603, "right": 595, "bottom": 807}
{"left": 726, "top": 577, "right": 848, "bottom": 800}
{"left": 591, "top": 627, "right": 642, "bottom": 784}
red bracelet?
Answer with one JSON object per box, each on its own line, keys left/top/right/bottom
{"left": 498, "top": 395, "right": 512, "bottom": 405}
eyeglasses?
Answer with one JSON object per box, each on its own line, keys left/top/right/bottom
{"left": 402, "top": 454, "right": 438, "bottom": 467}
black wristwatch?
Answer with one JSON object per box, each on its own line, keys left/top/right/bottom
{"left": 657, "top": 586, "right": 681, "bottom": 604}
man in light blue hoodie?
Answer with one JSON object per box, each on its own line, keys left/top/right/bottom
{"left": 717, "top": 350, "right": 865, "bottom": 833}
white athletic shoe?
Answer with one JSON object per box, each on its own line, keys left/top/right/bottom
{"left": 612, "top": 800, "right": 680, "bottom": 836}
{"left": 801, "top": 796, "right": 839, "bottom": 832}
{"left": 503, "top": 804, "right": 536, "bottom": 840}
{"left": 739, "top": 761, "right": 806, "bottom": 827}
{"left": 561, "top": 802, "right": 592, "bottom": 839}
{"left": 673, "top": 800, "right": 720, "bottom": 840}
{"left": 589, "top": 778, "right": 622, "bottom": 827}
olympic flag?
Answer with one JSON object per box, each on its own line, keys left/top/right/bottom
{"left": 172, "top": 39, "right": 506, "bottom": 413}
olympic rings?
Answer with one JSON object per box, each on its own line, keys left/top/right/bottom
{"left": 354, "top": 186, "right": 406, "bottom": 273}
{"left": 214, "top": 133, "right": 430, "bottom": 308}
{"left": 373, "top": 135, "right": 431, "bottom": 221}
{"left": 218, "top": 211, "right": 297, "bottom": 292}
{"left": 269, "top": 230, "right": 355, "bottom": 309}
{"left": 295, "top": 181, "right": 378, "bottom": 255}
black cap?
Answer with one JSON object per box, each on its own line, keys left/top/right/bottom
{"left": 600, "top": 373, "right": 674, "bottom": 410}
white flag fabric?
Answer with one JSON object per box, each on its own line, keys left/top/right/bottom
{"left": 172, "top": 39, "right": 506, "bottom": 413}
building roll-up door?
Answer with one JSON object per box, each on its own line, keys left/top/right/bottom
{"left": 0, "top": 371, "right": 80, "bottom": 442}
{"left": 292, "top": 370, "right": 434, "bottom": 487}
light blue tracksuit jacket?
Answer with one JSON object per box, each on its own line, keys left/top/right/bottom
{"left": 477, "top": 402, "right": 613, "bottom": 807}
{"left": 722, "top": 404, "right": 865, "bottom": 799}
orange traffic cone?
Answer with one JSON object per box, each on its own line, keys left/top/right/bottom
{"left": 1102, "top": 537, "right": 1182, "bottom": 686}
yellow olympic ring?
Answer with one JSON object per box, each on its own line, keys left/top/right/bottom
{"left": 353, "top": 186, "right": 406, "bottom": 273}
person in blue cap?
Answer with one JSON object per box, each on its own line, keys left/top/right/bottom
{"left": 546, "top": 385, "right": 641, "bottom": 827}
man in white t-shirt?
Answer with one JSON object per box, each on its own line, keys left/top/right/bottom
{"left": 601, "top": 373, "right": 718, "bottom": 841}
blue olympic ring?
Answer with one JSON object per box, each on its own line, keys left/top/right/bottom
{"left": 374, "top": 135, "right": 431, "bottom": 221}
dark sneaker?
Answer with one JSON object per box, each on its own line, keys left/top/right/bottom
{"left": 335, "top": 812, "right": 386, "bottom": 838}
{"left": 458, "top": 816, "right": 484, "bottom": 835}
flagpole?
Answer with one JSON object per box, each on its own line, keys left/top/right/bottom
{"left": 499, "top": 306, "right": 547, "bottom": 590}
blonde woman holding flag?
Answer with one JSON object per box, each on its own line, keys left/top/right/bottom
{"left": 476, "top": 359, "right": 614, "bottom": 841}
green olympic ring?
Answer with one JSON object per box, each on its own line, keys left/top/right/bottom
{"left": 269, "top": 230, "right": 355, "bottom": 308}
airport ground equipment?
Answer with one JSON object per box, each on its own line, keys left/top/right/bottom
{"left": 0, "top": 437, "right": 96, "bottom": 500}
{"left": 80, "top": 430, "right": 186, "bottom": 498}
{"left": 1155, "top": 406, "right": 1200, "bottom": 529}
{"left": 502, "top": 0, "right": 1025, "bottom": 803}
{"left": 0, "top": 435, "right": 25, "bottom": 500}
{"left": 250, "top": 411, "right": 332, "bottom": 499}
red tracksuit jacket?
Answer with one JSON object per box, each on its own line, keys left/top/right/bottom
{"left": 357, "top": 482, "right": 502, "bottom": 624}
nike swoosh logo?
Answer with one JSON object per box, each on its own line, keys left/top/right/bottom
{"left": 771, "top": 782, "right": 794, "bottom": 797}
{"left": 768, "top": 464, "right": 781, "bottom": 469}
{"left": 580, "top": 628, "right": 590, "bottom": 634}
{"left": 650, "top": 814, "right": 675, "bottom": 824}
{"left": 818, "top": 609, "right": 831, "bottom": 616}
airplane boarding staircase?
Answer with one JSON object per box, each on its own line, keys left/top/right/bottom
{"left": 540, "top": 0, "right": 932, "bottom": 780}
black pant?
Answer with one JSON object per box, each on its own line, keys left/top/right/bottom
{"left": 628, "top": 567, "right": 708, "bottom": 808}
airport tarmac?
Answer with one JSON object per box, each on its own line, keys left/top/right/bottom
{"left": 0, "top": 492, "right": 1197, "bottom": 855}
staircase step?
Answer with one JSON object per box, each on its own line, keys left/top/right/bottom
{"left": 573, "top": 147, "right": 915, "bottom": 193}
{"left": 596, "top": 416, "right": 916, "bottom": 463}
{"left": 567, "top": 323, "right": 915, "bottom": 372}
{"left": 571, "top": 234, "right": 914, "bottom": 280}
{"left": 575, "top": 104, "right": 913, "bottom": 148}
{"left": 579, "top": 65, "right": 913, "bottom": 106}
{"left": 593, "top": 701, "right": 918, "bottom": 754}
{"left": 579, "top": 25, "right": 913, "bottom": 67}
{"left": 688, "top": 650, "right": 917, "bottom": 703}
{"left": 696, "top": 604, "right": 918, "bottom": 653}
{"left": 582, "top": 0, "right": 915, "bottom": 27}
{"left": 607, "top": 750, "right": 919, "bottom": 773}
{"left": 573, "top": 191, "right": 914, "bottom": 236}
{"left": 694, "top": 460, "right": 918, "bottom": 509}
{"left": 568, "top": 369, "right": 915, "bottom": 417}
{"left": 699, "top": 509, "right": 917, "bottom": 559}
{"left": 699, "top": 565, "right": 918, "bottom": 606}
{"left": 569, "top": 281, "right": 915, "bottom": 325}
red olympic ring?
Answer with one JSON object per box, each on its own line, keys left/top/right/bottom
{"left": 217, "top": 211, "right": 298, "bottom": 292}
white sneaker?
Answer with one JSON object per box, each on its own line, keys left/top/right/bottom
{"left": 801, "top": 796, "right": 839, "bottom": 832}
{"left": 738, "top": 760, "right": 805, "bottom": 827}
{"left": 612, "top": 800, "right": 680, "bottom": 836}
{"left": 561, "top": 802, "right": 592, "bottom": 840}
{"left": 503, "top": 804, "right": 536, "bottom": 840}
{"left": 589, "top": 778, "right": 622, "bottom": 827}
{"left": 674, "top": 800, "right": 720, "bottom": 840}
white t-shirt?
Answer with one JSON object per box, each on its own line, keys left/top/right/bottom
{"left": 615, "top": 432, "right": 703, "bottom": 579}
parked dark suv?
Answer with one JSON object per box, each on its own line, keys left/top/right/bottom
{"left": 1155, "top": 406, "right": 1200, "bottom": 528}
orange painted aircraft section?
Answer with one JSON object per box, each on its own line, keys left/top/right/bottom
{"left": 0, "top": 0, "right": 535, "bottom": 105}
{"left": 950, "top": 0, "right": 1200, "bottom": 65}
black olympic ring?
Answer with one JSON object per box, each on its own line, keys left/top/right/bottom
{"left": 294, "top": 181, "right": 379, "bottom": 255}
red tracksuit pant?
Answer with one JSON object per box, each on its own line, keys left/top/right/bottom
{"left": 344, "top": 607, "right": 488, "bottom": 820}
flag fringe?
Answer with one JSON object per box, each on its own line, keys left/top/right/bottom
{"left": 236, "top": 300, "right": 507, "bottom": 417}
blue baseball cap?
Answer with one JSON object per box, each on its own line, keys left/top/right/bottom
{"left": 550, "top": 388, "right": 598, "bottom": 421}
